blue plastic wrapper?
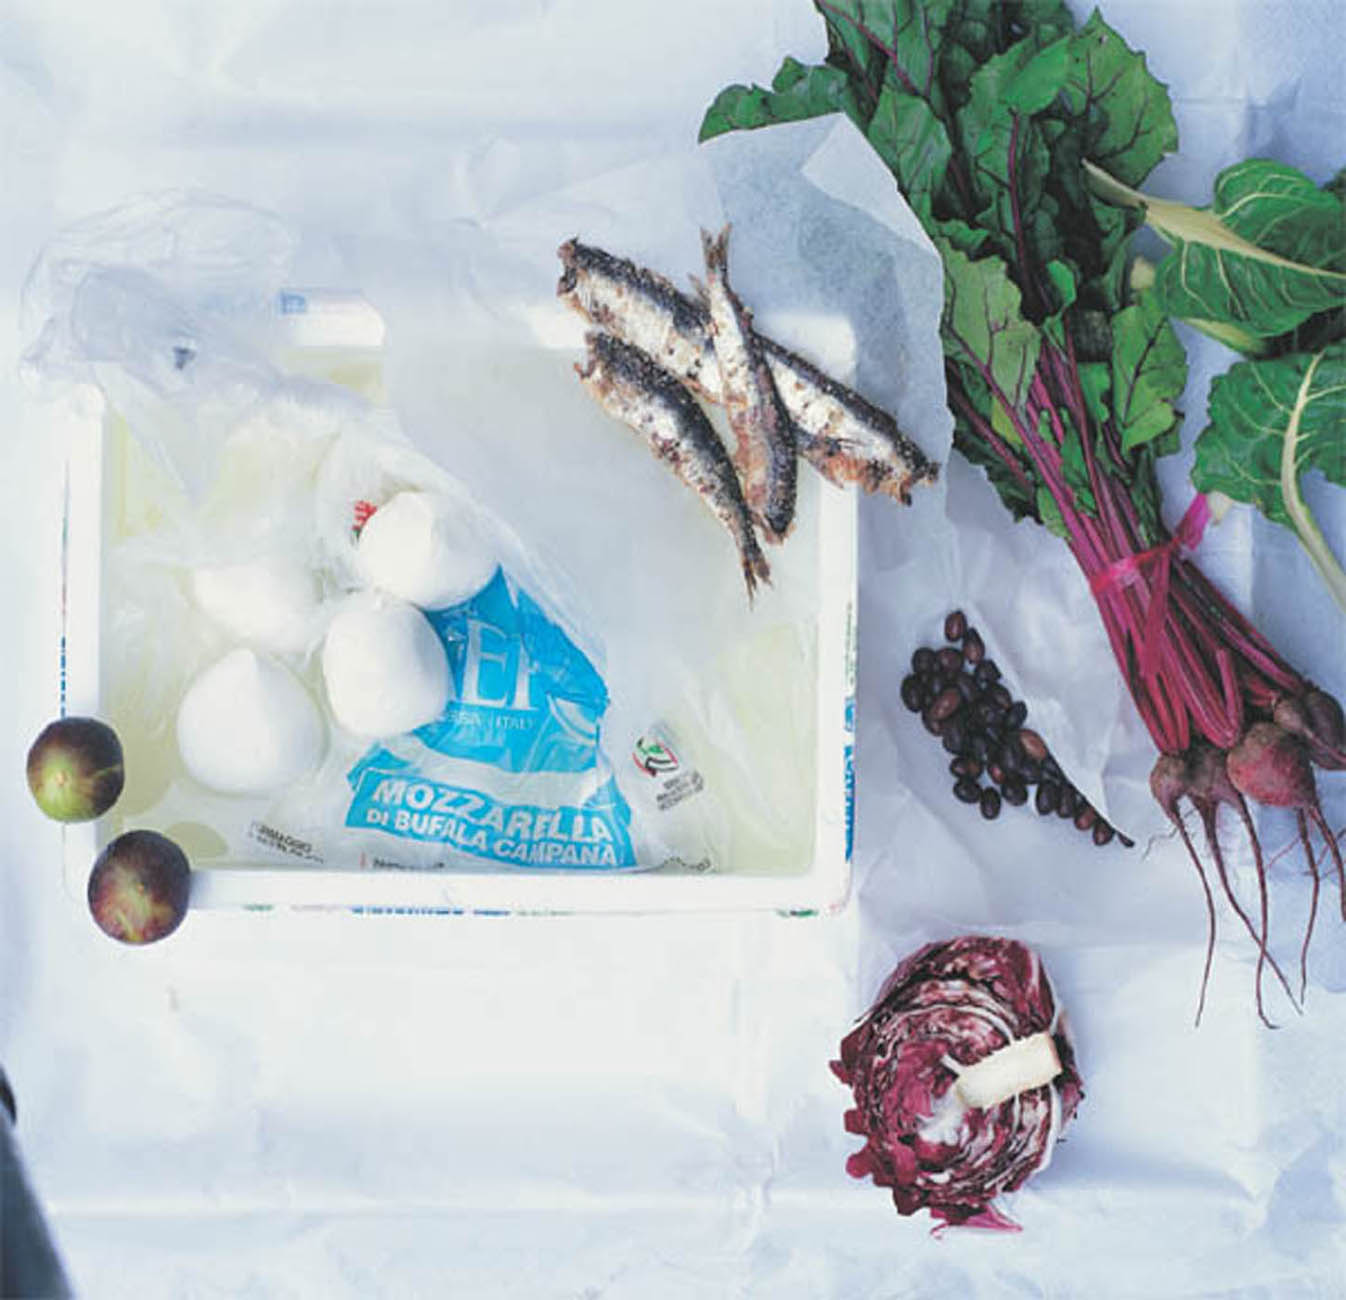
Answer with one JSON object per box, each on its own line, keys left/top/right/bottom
{"left": 344, "top": 571, "right": 639, "bottom": 870}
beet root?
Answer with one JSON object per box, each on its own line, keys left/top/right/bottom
{"left": 1150, "top": 752, "right": 1219, "bottom": 1025}
{"left": 1188, "top": 745, "right": 1297, "bottom": 1026}
{"left": 1149, "top": 753, "right": 1189, "bottom": 820}
{"left": 1273, "top": 691, "right": 1346, "bottom": 772}
{"left": 1227, "top": 722, "right": 1345, "bottom": 923}
{"left": 1226, "top": 724, "right": 1316, "bottom": 810}
{"left": 1150, "top": 746, "right": 1308, "bottom": 1026}
{"left": 1296, "top": 811, "right": 1321, "bottom": 1002}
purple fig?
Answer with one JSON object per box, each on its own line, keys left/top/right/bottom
{"left": 87, "top": 830, "right": 190, "bottom": 945}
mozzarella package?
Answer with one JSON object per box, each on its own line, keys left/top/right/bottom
{"left": 24, "top": 194, "right": 733, "bottom": 876}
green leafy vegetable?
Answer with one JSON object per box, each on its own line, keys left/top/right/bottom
{"left": 1059, "top": 10, "right": 1177, "bottom": 187}
{"left": 1194, "top": 341, "right": 1346, "bottom": 612}
{"left": 1087, "top": 157, "right": 1346, "bottom": 340}
{"left": 1089, "top": 153, "right": 1346, "bottom": 607}
{"left": 703, "top": 0, "right": 1346, "bottom": 1018}
{"left": 819, "top": 0, "right": 961, "bottom": 108}
{"left": 938, "top": 239, "right": 1040, "bottom": 407}
{"left": 1110, "top": 289, "right": 1186, "bottom": 454}
{"left": 699, "top": 57, "right": 863, "bottom": 141}
{"left": 865, "top": 87, "right": 953, "bottom": 217}
{"left": 956, "top": 36, "right": 1071, "bottom": 273}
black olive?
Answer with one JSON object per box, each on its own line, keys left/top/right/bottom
{"left": 974, "top": 699, "right": 1002, "bottom": 729}
{"left": 936, "top": 647, "right": 965, "bottom": 681}
{"left": 941, "top": 720, "right": 968, "bottom": 755}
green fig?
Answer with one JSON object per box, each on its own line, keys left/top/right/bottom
{"left": 26, "top": 717, "right": 125, "bottom": 823}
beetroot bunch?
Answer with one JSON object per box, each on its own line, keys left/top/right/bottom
{"left": 1151, "top": 689, "right": 1346, "bottom": 1026}
{"left": 702, "top": 0, "right": 1346, "bottom": 1027}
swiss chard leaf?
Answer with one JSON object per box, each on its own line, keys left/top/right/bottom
{"left": 1094, "top": 157, "right": 1346, "bottom": 339}
{"left": 1110, "top": 289, "right": 1187, "bottom": 454}
{"left": 1325, "top": 167, "right": 1346, "bottom": 209}
{"left": 699, "top": 57, "right": 863, "bottom": 141}
{"left": 1193, "top": 341, "right": 1346, "bottom": 529}
{"left": 1193, "top": 340, "right": 1346, "bottom": 608}
{"left": 1213, "top": 160, "right": 1346, "bottom": 270}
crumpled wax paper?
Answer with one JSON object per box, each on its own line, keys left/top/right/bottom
{"left": 23, "top": 114, "right": 945, "bottom": 880}
{"left": 1, "top": 1, "right": 1344, "bottom": 1297}
{"left": 331, "top": 113, "right": 950, "bottom": 878}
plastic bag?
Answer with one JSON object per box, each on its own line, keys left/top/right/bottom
{"left": 25, "top": 193, "right": 730, "bottom": 874}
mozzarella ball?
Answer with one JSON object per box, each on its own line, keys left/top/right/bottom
{"left": 322, "top": 592, "right": 449, "bottom": 738}
{"left": 176, "top": 649, "right": 326, "bottom": 795}
{"left": 191, "top": 557, "right": 321, "bottom": 656}
{"left": 356, "top": 490, "right": 497, "bottom": 609}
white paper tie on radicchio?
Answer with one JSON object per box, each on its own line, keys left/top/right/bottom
{"left": 832, "top": 935, "right": 1083, "bottom": 1231}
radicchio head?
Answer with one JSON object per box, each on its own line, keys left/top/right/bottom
{"left": 832, "top": 935, "right": 1083, "bottom": 1231}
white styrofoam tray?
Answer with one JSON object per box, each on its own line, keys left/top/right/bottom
{"left": 56, "top": 370, "right": 858, "bottom": 916}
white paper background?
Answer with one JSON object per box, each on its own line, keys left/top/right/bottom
{"left": 2, "top": 2, "right": 1345, "bottom": 1296}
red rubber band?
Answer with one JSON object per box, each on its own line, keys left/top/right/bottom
{"left": 1088, "top": 494, "right": 1211, "bottom": 598}
{"left": 1088, "top": 495, "right": 1212, "bottom": 680}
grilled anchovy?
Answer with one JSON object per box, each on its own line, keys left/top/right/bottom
{"left": 557, "top": 237, "right": 939, "bottom": 503}
{"left": 575, "top": 332, "right": 771, "bottom": 599}
{"left": 698, "top": 226, "right": 796, "bottom": 542}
